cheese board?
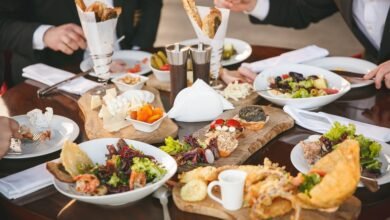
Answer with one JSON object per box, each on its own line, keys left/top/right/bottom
{"left": 77, "top": 86, "right": 178, "bottom": 144}
{"left": 172, "top": 184, "right": 361, "bottom": 220}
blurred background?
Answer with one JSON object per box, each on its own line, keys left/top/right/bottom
{"left": 155, "top": 0, "right": 364, "bottom": 56}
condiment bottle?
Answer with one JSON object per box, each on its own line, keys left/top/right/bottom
{"left": 165, "top": 43, "right": 190, "bottom": 105}
{"left": 190, "top": 43, "right": 212, "bottom": 84}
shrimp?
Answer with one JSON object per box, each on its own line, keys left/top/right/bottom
{"left": 129, "top": 170, "right": 146, "bottom": 190}
{"left": 74, "top": 174, "right": 100, "bottom": 194}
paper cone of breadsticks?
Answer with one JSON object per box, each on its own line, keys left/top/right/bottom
{"left": 75, "top": 0, "right": 121, "bottom": 79}
{"left": 185, "top": 6, "right": 230, "bottom": 80}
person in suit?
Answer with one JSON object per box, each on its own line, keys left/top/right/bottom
{"left": 215, "top": 0, "right": 390, "bottom": 89}
{"left": 0, "top": 0, "right": 162, "bottom": 85}
{"left": 0, "top": 117, "right": 21, "bottom": 159}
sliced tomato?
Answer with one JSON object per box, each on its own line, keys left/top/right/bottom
{"left": 127, "top": 63, "right": 141, "bottom": 73}
{"left": 282, "top": 74, "right": 289, "bottom": 79}
{"left": 159, "top": 64, "right": 170, "bottom": 71}
{"left": 225, "top": 119, "right": 242, "bottom": 128}
{"left": 210, "top": 119, "right": 225, "bottom": 129}
{"left": 323, "top": 88, "right": 339, "bottom": 95}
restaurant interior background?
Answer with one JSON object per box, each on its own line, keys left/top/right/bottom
{"left": 156, "top": 0, "right": 364, "bottom": 56}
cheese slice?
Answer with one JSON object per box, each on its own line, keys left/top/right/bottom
{"left": 90, "top": 95, "right": 102, "bottom": 110}
{"left": 106, "top": 88, "right": 117, "bottom": 97}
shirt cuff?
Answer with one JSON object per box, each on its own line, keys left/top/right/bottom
{"left": 32, "top": 25, "right": 53, "bottom": 50}
{"left": 248, "top": 0, "right": 270, "bottom": 21}
{"left": 132, "top": 46, "right": 140, "bottom": 50}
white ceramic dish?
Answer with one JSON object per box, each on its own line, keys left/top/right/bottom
{"left": 6, "top": 115, "right": 79, "bottom": 159}
{"left": 53, "top": 138, "right": 177, "bottom": 206}
{"left": 150, "top": 65, "right": 170, "bottom": 82}
{"left": 290, "top": 135, "right": 390, "bottom": 187}
{"left": 181, "top": 38, "right": 252, "bottom": 66}
{"left": 80, "top": 50, "right": 152, "bottom": 78}
{"left": 112, "top": 75, "right": 148, "bottom": 92}
{"left": 253, "top": 64, "right": 351, "bottom": 110}
{"left": 126, "top": 113, "right": 167, "bottom": 133}
{"left": 304, "top": 57, "right": 377, "bottom": 88}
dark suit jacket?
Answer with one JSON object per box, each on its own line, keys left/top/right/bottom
{"left": 0, "top": 0, "right": 162, "bottom": 85}
{"left": 250, "top": 0, "right": 390, "bottom": 64}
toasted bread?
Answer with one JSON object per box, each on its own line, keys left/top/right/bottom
{"left": 46, "top": 162, "right": 75, "bottom": 183}
{"left": 182, "top": 0, "right": 203, "bottom": 29}
{"left": 201, "top": 7, "right": 222, "bottom": 39}
{"left": 86, "top": 1, "right": 106, "bottom": 22}
{"left": 75, "top": 0, "right": 86, "bottom": 11}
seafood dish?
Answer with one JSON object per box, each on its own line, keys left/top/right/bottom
{"left": 47, "top": 139, "right": 167, "bottom": 196}
{"left": 269, "top": 72, "right": 339, "bottom": 98}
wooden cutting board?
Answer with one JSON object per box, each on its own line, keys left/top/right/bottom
{"left": 172, "top": 185, "right": 361, "bottom": 220}
{"left": 190, "top": 105, "right": 294, "bottom": 167}
{"left": 77, "top": 86, "right": 178, "bottom": 144}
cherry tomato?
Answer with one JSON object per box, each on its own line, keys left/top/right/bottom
{"left": 282, "top": 74, "right": 289, "bottom": 79}
{"left": 127, "top": 64, "right": 141, "bottom": 73}
{"left": 225, "top": 119, "right": 242, "bottom": 128}
{"left": 159, "top": 64, "right": 170, "bottom": 71}
{"left": 210, "top": 119, "right": 225, "bottom": 129}
{"left": 323, "top": 88, "right": 339, "bottom": 95}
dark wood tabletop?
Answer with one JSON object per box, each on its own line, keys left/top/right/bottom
{"left": 0, "top": 45, "right": 389, "bottom": 220}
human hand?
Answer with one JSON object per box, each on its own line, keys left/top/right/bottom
{"left": 43, "top": 23, "right": 87, "bottom": 55}
{"left": 220, "top": 66, "right": 257, "bottom": 84}
{"left": 0, "top": 117, "right": 21, "bottom": 159}
{"left": 214, "top": 0, "right": 257, "bottom": 12}
{"left": 364, "top": 60, "right": 390, "bottom": 89}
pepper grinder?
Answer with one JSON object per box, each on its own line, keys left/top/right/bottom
{"left": 165, "top": 43, "right": 190, "bottom": 105}
{"left": 190, "top": 43, "right": 212, "bottom": 84}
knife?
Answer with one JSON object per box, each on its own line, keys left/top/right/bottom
{"left": 37, "top": 68, "right": 93, "bottom": 97}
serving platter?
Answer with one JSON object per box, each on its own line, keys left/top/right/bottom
{"left": 172, "top": 184, "right": 361, "bottom": 220}
{"left": 77, "top": 86, "right": 178, "bottom": 144}
{"left": 185, "top": 105, "right": 294, "bottom": 169}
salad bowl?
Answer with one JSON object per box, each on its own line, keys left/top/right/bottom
{"left": 53, "top": 138, "right": 177, "bottom": 206}
{"left": 253, "top": 64, "right": 351, "bottom": 110}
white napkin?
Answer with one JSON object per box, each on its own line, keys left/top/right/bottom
{"left": 241, "top": 45, "right": 329, "bottom": 73}
{"left": 0, "top": 162, "right": 53, "bottom": 199}
{"left": 168, "top": 80, "right": 234, "bottom": 122}
{"left": 283, "top": 105, "right": 390, "bottom": 142}
{"left": 22, "top": 63, "right": 99, "bottom": 95}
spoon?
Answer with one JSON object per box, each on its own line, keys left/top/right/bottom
{"left": 359, "top": 153, "right": 390, "bottom": 192}
{"left": 153, "top": 186, "right": 171, "bottom": 220}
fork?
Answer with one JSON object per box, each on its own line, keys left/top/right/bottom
{"left": 384, "top": 154, "right": 390, "bottom": 172}
{"left": 153, "top": 186, "right": 171, "bottom": 220}
{"left": 7, "top": 131, "right": 44, "bottom": 155}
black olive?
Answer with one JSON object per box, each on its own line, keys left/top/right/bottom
{"left": 289, "top": 72, "right": 305, "bottom": 82}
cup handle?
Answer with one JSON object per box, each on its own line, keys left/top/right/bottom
{"left": 207, "top": 181, "right": 223, "bottom": 205}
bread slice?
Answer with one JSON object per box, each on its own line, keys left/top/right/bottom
{"left": 46, "top": 162, "right": 75, "bottom": 183}
{"left": 182, "top": 0, "right": 203, "bottom": 29}
{"left": 201, "top": 7, "right": 222, "bottom": 39}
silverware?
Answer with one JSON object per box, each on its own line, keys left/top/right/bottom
{"left": 37, "top": 69, "right": 93, "bottom": 97}
{"left": 360, "top": 175, "right": 380, "bottom": 192}
{"left": 384, "top": 154, "right": 390, "bottom": 172}
{"left": 153, "top": 186, "right": 171, "bottom": 220}
{"left": 7, "top": 131, "right": 45, "bottom": 155}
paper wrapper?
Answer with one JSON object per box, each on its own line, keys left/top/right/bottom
{"left": 186, "top": 6, "right": 230, "bottom": 79}
{"left": 76, "top": 1, "right": 118, "bottom": 79}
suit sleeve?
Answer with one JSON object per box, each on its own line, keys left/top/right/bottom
{"left": 0, "top": 1, "right": 41, "bottom": 59}
{"left": 250, "top": 0, "right": 338, "bottom": 29}
{"left": 132, "top": 0, "right": 162, "bottom": 48}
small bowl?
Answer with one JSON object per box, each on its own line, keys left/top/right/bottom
{"left": 126, "top": 113, "right": 167, "bottom": 133}
{"left": 150, "top": 65, "right": 170, "bottom": 82}
{"left": 112, "top": 75, "right": 148, "bottom": 92}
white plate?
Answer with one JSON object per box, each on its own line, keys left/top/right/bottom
{"left": 5, "top": 115, "right": 79, "bottom": 159}
{"left": 80, "top": 50, "right": 152, "bottom": 78}
{"left": 253, "top": 64, "right": 351, "bottom": 110}
{"left": 290, "top": 135, "right": 390, "bottom": 187}
{"left": 181, "top": 38, "right": 252, "bottom": 66}
{"left": 304, "top": 57, "right": 377, "bottom": 88}
{"left": 53, "top": 138, "right": 177, "bottom": 206}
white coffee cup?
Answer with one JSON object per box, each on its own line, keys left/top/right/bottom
{"left": 207, "top": 169, "right": 247, "bottom": 211}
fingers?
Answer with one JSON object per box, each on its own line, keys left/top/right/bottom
{"left": 214, "top": 0, "right": 233, "bottom": 8}
{"left": 238, "top": 66, "right": 257, "bottom": 82}
{"left": 363, "top": 68, "right": 377, "bottom": 80}
{"left": 68, "top": 23, "right": 85, "bottom": 38}
{"left": 373, "top": 66, "right": 390, "bottom": 89}
{"left": 58, "top": 42, "right": 74, "bottom": 55}
{"left": 385, "top": 74, "right": 390, "bottom": 89}
{"left": 67, "top": 30, "right": 87, "bottom": 49}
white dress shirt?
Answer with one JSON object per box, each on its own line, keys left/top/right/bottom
{"left": 249, "top": 0, "right": 390, "bottom": 50}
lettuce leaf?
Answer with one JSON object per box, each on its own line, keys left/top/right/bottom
{"left": 160, "top": 136, "right": 189, "bottom": 155}
{"left": 323, "top": 122, "right": 356, "bottom": 141}
{"left": 132, "top": 157, "right": 167, "bottom": 182}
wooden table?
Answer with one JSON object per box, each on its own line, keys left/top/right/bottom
{"left": 1, "top": 45, "right": 390, "bottom": 220}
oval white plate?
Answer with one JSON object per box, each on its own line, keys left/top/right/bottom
{"left": 181, "top": 38, "right": 252, "bottom": 66}
{"left": 290, "top": 135, "right": 390, "bottom": 187}
{"left": 253, "top": 64, "right": 351, "bottom": 110}
{"left": 5, "top": 115, "right": 79, "bottom": 159}
{"left": 53, "top": 138, "right": 177, "bottom": 206}
{"left": 80, "top": 50, "right": 152, "bottom": 78}
{"left": 304, "top": 57, "right": 377, "bottom": 88}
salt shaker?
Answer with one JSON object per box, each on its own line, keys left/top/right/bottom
{"left": 165, "top": 43, "right": 190, "bottom": 105}
{"left": 190, "top": 43, "right": 212, "bottom": 84}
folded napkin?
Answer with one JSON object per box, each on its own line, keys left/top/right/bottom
{"left": 241, "top": 45, "right": 329, "bottom": 73}
{"left": 22, "top": 63, "right": 99, "bottom": 95}
{"left": 283, "top": 105, "right": 390, "bottom": 142}
{"left": 168, "top": 80, "right": 234, "bottom": 122}
{"left": 0, "top": 162, "right": 53, "bottom": 199}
